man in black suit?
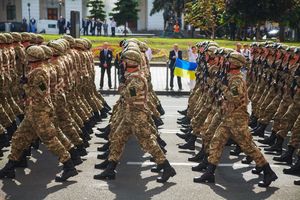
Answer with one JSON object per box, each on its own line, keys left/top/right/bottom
{"left": 82, "top": 18, "right": 90, "bottom": 36}
{"left": 99, "top": 42, "right": 113, "bottom": 89}
{"left": 90, "top": 18, "right": 96, "bottom": 36}
{"left": 169, "top": 44, "right": 182, "bottom": 90}
{"left": 57, "top": 16, "right": 66, "bottom": 34}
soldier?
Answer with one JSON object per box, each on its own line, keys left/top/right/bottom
{"left": 0, "top": 45, "right": 78, "bottom": 182}
{"left": 194, "top": 52, "right": 277, "bottom": 187}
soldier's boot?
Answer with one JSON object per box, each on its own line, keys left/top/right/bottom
{"left": 176, "top": 132, "right": 190, "bottom": 140}
{"left": 294, "top": 180, "right": 300, "bottom": 185}
{"left": 104, "top": 102, "right": 111, "bottom": 111}
{"left": 188, "top": 145, "right": 205, "bottom": 162}
{"left": 178, "top": 108, "right": 187, "bottom": 116}
{"left": 252, "top": 123, "right": 268, "bottom": 138}
{"left": 258, "top": 131, "right": 277, "bottom": 146}
{"left": 264, "top": 135, "right": 284, "bottom": 154}
{"left": 251, "top": 123, "right": 261, "bottom": 132}
{"left": 177, "top": 116, "right": 187, "bottom": 121}
{"left": 230, "top": 145, "right": 242, "bottom": 156}
{"left": 76, "top": 144, "right": 88, "bottom": 156}
{"left": 241, "top": 155, "right": 253, "bottom": 164}
{"left": 81, "top": 127, "right": 91, "bottom": 142}
{"left": 157, "top": 136, "right": 167, "bottom": 148}
{"left": 181, "top": 124, "right": 190, "bottom": 129}
{"left": 94, "top": 161, "right": 117, "bottom": 180}
{"left": 55, "top": 159, "right": 78, "bottom": 182}
{"left": 84, "top": 121, "right": 93, "bottom": 135}
{"left": 14, "top": 152, "right": 28, "bottom": 168}
{"left": 23, "top": 148, "right": 31, "bottom": 157}
{"left": 0, "top": 134, "right": 10, "bottom": 149}
{"left": 97, "top": 150, "right": 109, "bottom": 160}
{"left": 0, "top": 160, "right": 17, "bottom": 179}
{"left": 151, "top": 163, "right": 164, "bottom": 173}
{"left": 97, "top": 124, "right": 110, "bottom": 133}
{"left": 225, "top": 138, "right": 235, "bottom": 146}
{"left": 248, "top": 116, "right": 258, "bottom": 128}
{"left": 252, "top": 166, "right": 263, "bottom": 174}
{"left": 95, "top": 159, "right": 109, "bottom": 169}
{"left": 178, "top": 134, "right": 196, "bottom": 150}
{"left": 0, "top": 151, "right": 3, "bottom": 157}
{"left": 192, "top": 155, "right": 208, "bottom": 172}
{"left": 69, "top": 148, "right": 83, "bottom": 166}
{"left": 157, "top": 160, "right": 176, "bottom": 183}
{"left": 152, "top": 116, "right": 164, "bottom": 127}
{"left": 32, "top": 139, "right": 40, "bottom": 150}
{"left": 157, "top": 104, "right": 165, "bottom": 116}
{"left": 97, "top": 142, "right": 110, "bottom": 152}
{"left": 6, "top": 121, "right": 17, "bottom": 141}
{"left": 283, "top": 156, "right": 300, "bottom": 175}
{"left": 273, "top": 145, "right": 295, "bottom": 164}
{"left": 95, "top": 127, "right": 110, "bottom": 140}
{"left": 177, "top": 119, "right": 190, "bottom": 125}
{"left": 258, "top": 163, "right": 278, "bottom": 187}
{"left": 93, "top": 111, "right": 102, "bottom": 123}
{"left": 100, "top": 108, "right": 108, "bottom": 119}
{"left": 17, "top": 114, "right": 24, "bottom": 123}
{"left": 193, "top": 163, "right": 216, "bottom": 183}
{"left": 180, "top": 127, "right": 192, "bottom": 134}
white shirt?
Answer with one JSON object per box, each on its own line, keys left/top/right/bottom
{"left": 242, "top": 49, "right": 252, "bottom": 60}
{"left": 145, "top": 48, "right": 153, "bottom": 61}
{"left": 188, "top": 48, "right": 198, "bottom": 62}
{"left": 174, "top": 50, "right": 178, "bottom": 58}
{"left": 111, "top": 21, "right": 117, "bottom": 28}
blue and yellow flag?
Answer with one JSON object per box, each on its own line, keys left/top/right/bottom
{"left": 174, "top": 58, "right": 197, "bottom": 80}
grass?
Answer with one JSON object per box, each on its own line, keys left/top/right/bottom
{"left": 43, "top": 34, "right": 300, "bottom": 61}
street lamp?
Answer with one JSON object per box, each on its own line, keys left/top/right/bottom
{"left": 58, "top": 0, "right": 63, "bottom": 17}
{"left": 27, "top": 3, "right": 31, "bottom": 21}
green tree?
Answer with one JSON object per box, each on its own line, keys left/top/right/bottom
{"left": 86, "top": 0, "right": 106, "bottom": 21}
{"left": 109, "top": 0, "right": 139, "bottom": 36}
{"left": 151, "top": 0, "right": 186, "bottom": 18}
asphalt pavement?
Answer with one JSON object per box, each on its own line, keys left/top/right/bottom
{"left": 0, "top": 95, "right": 299, "bottom": 200}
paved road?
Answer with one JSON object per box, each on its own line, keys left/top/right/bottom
{"left": 0, "top": 95, "right": 299, "bottom": 200}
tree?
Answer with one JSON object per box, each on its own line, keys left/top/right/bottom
{"left": 185, "top": 0, "right": 225, "bottom": 39}
{"left": 109, "top": 0, "right": 139, "bottom": 36}
{"left": 86, "top": 0, "right": 106, "bottom": 21}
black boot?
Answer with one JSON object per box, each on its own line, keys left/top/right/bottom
{"left": 252, "top": 166, "right": 263, "bottom": 175}
{"left": 14, "top": 152, "right": 28, "bottom": 168}
{"left": 241, "top": 155, "right": 253, "bottom": 164}
{"left": 251, "top": 123, "right": 262, "bottom": 132}
{"left": 181, "top": 124, "right": 190, "bottom": 129}
{"left": 6, "top": 121, "right": 17, "bottom": 141}
{"left": 97, "top": 124, "right": 110, "bottom": 133}
{"left": 157, "top": 136, "right": 167, "bottom": 148}
{"left": 230, "top": 145, "right": 242, "bottom": 156}
{"left": 252, "top": 123, "right": 267, "bottom": 137}
{"left": 0, "top": 134, "right": 10, "bottom": 149}
{"left": 55, "top": 159, "right": 78, "bottom": 182}
{"left": 178, "top": 135, "right": 196, "bottom": 150}
{"left": 95, "top": 159, "right": 109, "bottom": 169}
{"left": 152, "top": 116, "right": 164, "bottom": 127}
{"left": 94, "top": 161, "right": 117, "bottom": 180}
{"left": 32, "top": 139, "right": 40, "bottom": 150}
{"left": 192, "top": 156, "right": 208, "bottom": 172}
{"left": 157, "top": 104, "right": 165, "bottom": 116}
{"left": 151, "top": 163, "right": 164, "bottom": 173}
{"left": 104, "top": 102, "right": 112, "bottom": 111}
{"left": 17, "top": 114, "right": 24, "bottom": 123}
{"left": 97, "top": 142, "right": 110, "bottom": 152}
{"left": 0, "top": 151, "right": 3, "bottom": 157}
{"left": 97, "top": 150, "right": 109, "bottom": 160}
{"left": 176, "top": 132, "right": 190, "bottom": 140}
{"left": 264, "top": 135, "right": 284, "bottom": 154}
{"left": 69, "top": 148, "right": 83, "bottom": 166}
{"left": 0, "top": 160, "right": 17, "bottom": 179}
{"left": 180, "top": 127, "right": 191, "bottom": 134}
{"left": 76, "top": 144, "right": 88, "bottom": 156}
{"left": 95, "top": 128, "right": 110, "bottom": 140}
{"left": 156, "top": 160, "right": 176, "bottom": 183}
{"left": 93, "top": 111, "right": 102, "bottom": 122}
{"left": 283, "top": 156, "right": 300, "bottom": 175}
{"left": 249, "top": 116, "right": 258, "bottom": 128}
{"left": 188, "top": 146, "right": 205, "bottom": 162}
{"left": 84, "top": 121, "right": 93, "bottom": 135}
{"left": 100, "top": 108, "right": 108, "bottom": 118}
{"left": 193, "top": 163, "right": 216, "bottom": 183}
{"left": 273, "top": 145, "right": 295, "bottom": 164}
{"left": 225, "top": 138, "right": 235, "bottom": 146}
{"left": 258, "top": 131, "right": 277, "bottom": 146}
{"left": 177, "top": 118, "right": 190, "bottom": 125}
{"left": 258, "top": 163, "right": 278, "bottom": 187}
{"left": 295, "top": 180, "right": 300, "bottom": 185}
{"left": 178, "top": 109, "right": 187, "bottom": 116}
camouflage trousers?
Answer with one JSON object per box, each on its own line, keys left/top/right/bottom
{"left": 247, "top": 82, "right": 256, "bottom": 100}
{"left": 288, "top": 114, "right": 300, "bottom": 148}
{"left": 9, "top": 110, "right": 70, "bottom": 163}
{"left": 258, "top": 94, "right": 282, "bottom": 124}
{"left": 0, "top": 103, "right": 12, "bottom": 127}
{"left": 191, "top": 101, "right": 212, "bottom": 133}
{"left": 253, "top": 88, "right": 270, "bottom": 117}
{"left": 109, "top": 111, "right": 166, "bottom": 164}
{"left": 1, "top": 97, "right": 16, "bottom": 122}
{"left": 0, "top": 124, "right": 5, "bottom": 134}
{"left": 7, "top": 96, "right": 23, "bottom": 116}
{"left": 208, "top": 116, "right": 267, "bottom": 167}
{"left": 272, "top": 97, "right": 293, "bottom": 133}
{"left": 257, "top": 87, "right": 277, "bottom": 119}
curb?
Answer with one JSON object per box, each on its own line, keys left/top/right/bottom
{"left": 100, "top": 90, "right": 190, "bottom": 96}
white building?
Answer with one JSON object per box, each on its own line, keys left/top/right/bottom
{"left": 0, "top": 0, "right": 164, "bottom": 34}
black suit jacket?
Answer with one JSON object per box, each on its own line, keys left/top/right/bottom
{"left": 99, "top": 49, "right": 113, "bottom": 68}
{"left": 169, "top": 50, "right": 182, "bottom": 68}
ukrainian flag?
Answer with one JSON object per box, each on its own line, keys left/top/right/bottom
{"left": 174, "top": 58, "right": 197, "bottom": 80}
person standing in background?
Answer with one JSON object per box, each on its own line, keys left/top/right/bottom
{"left": 110, "top": 18, "right": 116, "bottom": 37}
{"left": 103, "top": 20, "right": 108, "bottom": 36}
{"left": 99, "top": 42, "right": 113, "bottom": 89}
{"left": 29, "top": 18, "right": 37, "bottom": 33}
{"left": 57, "top": 16, "right": 66, "bottom": 35}
{"left": 96, "top": 19, "right": 103, "bottom": 36}
{"left": 82, "top": 18, "right": 89, "bottom": 36}
{"left": 236, "top": 43, "right": 242, "bottom": 53}
{"left": 169, "top": 44, "right": 182, "bottom": 91}
{"left": 187, "top": 43, "right": 198, "bottom": 90}
{"left": 90, "top": 18, "right": 96, "bottom": 36}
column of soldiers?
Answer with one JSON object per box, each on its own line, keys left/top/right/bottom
{"left": 0, "top": 32, "right": 111, "bottom": 182}
{"left": 175, "top": 40, "right": 300, "bottom": 187}
{"left": 93, "top": 38, "right": 176, "bottom": 183}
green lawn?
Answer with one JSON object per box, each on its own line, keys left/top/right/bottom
{"left": 43, "top": 34, "right": 300, "bottom": 61}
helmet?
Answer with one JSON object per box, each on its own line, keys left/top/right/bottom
{"left": 21, "top": 32, "right": 31, "bottom": 42}
{"left": 0, "top": 34, "right": 7, "bottom": 44}
{"left": 73, "top": 39, "right": 86, "bottom": 50}
{"left": 139, "top": 42, "right": 149, "bottom": 52}
{"left": 47, "top": 40, "right": 65, "bottom": 56}
{"left": 228, "top": 52, "right": 246, "bottom": 68}
{"left": 3, "top": 33, "right": 13, "bottom": 44}
{"left": 10, "top": 32, "right": 22, "bottom": 43}
{"left": 82, "top": 38, "right": 92, "bottom": 49}
{"left": 121, "top": 50, "right": 142, "bottom": 66}
{"left": 206, "top": 46, "right": 218, "bottom": 57}
{"left": 36, "top": 34, "right": 44, "bottom": 44}
{"left": 40, "top": 45, "right": 53, "bottom": 60}
{"left": 30, "top": 33, "right": 37, "bottom": 44}
{"left": 26, "top": 45, "right": 46, "bottom": 62}
{"left": 62, "top": 35, "right": 75, "bottom": 47}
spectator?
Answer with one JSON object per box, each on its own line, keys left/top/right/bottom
{"left": 169, "top": 44, "right": 182, "bottom": 90}
{"left": 29, "top": 17, "right": 37, "bottom": 33}
{"left": 103, "top": 20, "right": 108, "bottom": 36}
{"left": 187, "top": 43, "right": 198, "bottom": 90}
{"left": 236, "top": 43, "right": 242, "bottom": 53}
{"left": 99, "top": 42, "right": 113, "bottom": 89}
{"left": 173, "top": 22, "right": 180, "bottom": 38}
{"left": 229, "top": 20, "right": 236, "bottom": 40}
{"left": 57, "top": 16, "right": 66, "bottom": 35}
{"left": 110, "top": 18, "right": 116, "bottom": 37}
{"left": 242, "top": 44, "right": 251, "bottom": 60}
{"left": 21, "top": 18, "right": 28, "bottom": 32}
{"left": 145, "top": 47, "right": 153, "bottom": 62}
{"left": 66, "top": 21, "right": 71, "bottom": 34}
{"left": 90, "top": 18, "right": 96, "bottom": 36}
{"left": 82, "top": 18, "right": 89, "bottom": 36}
{"left": 96, "top": 19, "right": 103, "bottom": 36}
{"left": 114, "top": 41, "right": 126, "bottom": 84}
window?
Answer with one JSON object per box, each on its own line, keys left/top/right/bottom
{"left": 7, "top": 5, "right": 16, "bottom": 20}
{"left": 47, "top": 8, "right": 58, "bottom": 20}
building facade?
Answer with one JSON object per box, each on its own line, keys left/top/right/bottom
{"left": 0, "top": 0, "right": 164, "bottom": 34}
